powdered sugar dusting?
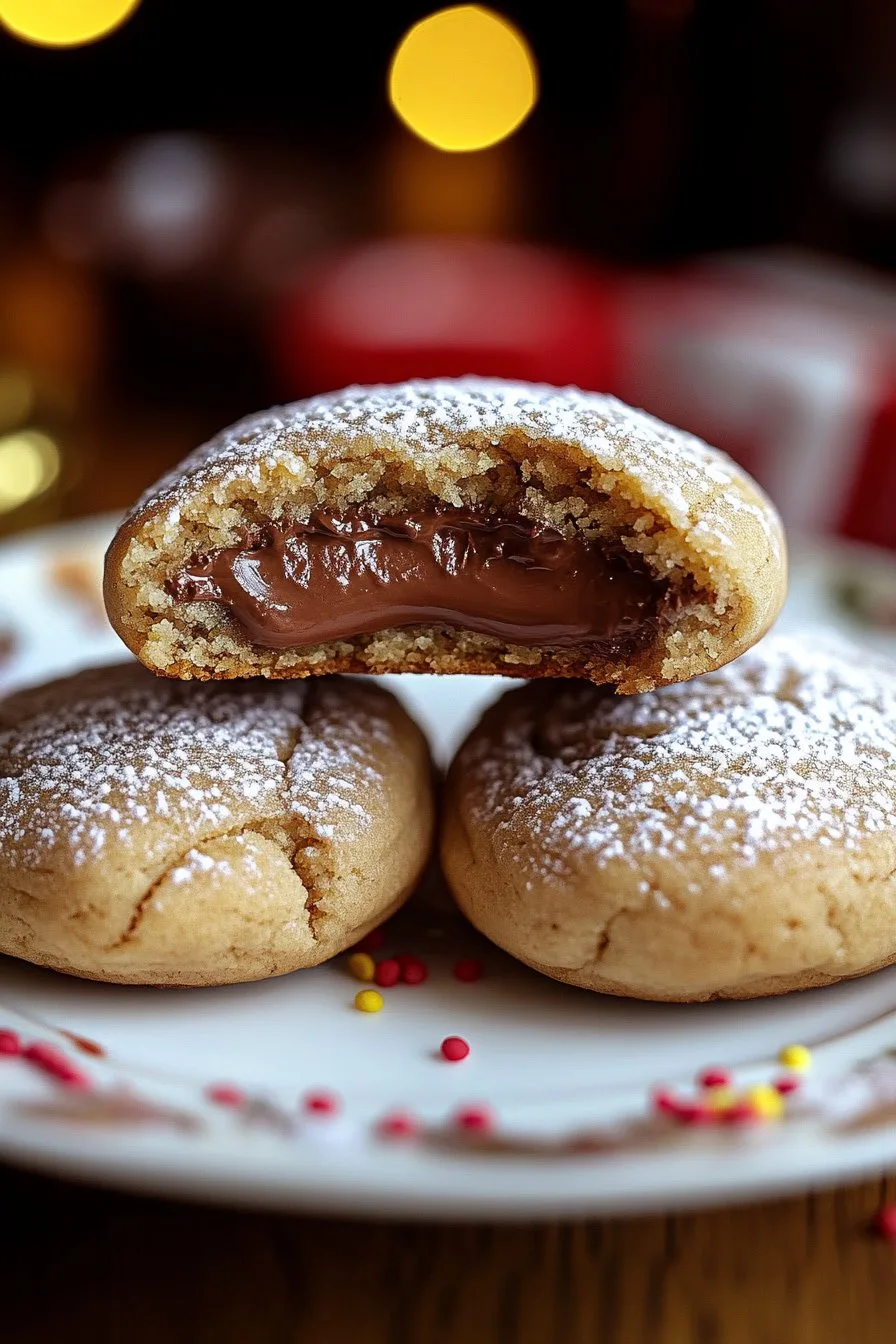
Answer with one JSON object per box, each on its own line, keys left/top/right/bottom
{"left": 129, "top": 378, "right": 781, "bottom": 555}
{"left": 0, "top": 664, "right": 391, "bottom": 874}
{"left": 463, "top": 634, "right": 896, "bottom": 880}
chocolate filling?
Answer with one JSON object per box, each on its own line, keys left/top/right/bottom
{"left": 167, "top": 509, "right": 667, "bottom": 653}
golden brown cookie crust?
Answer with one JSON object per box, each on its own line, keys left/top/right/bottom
{"left": 104, "top": 378, "right": 786, "bottom": 691}
{"left": 0, "top": 664, "right": 434, "bottom": 986}
{"left": 441, "top": 635, "right": 896, "bottom": 1001}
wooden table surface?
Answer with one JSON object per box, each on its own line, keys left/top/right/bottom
{"left": 2, "top": 1162, "right": 895, "bottom": 1342}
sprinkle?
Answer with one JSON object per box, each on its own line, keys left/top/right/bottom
{"left": 374, "top": 958, "right": 401, "bottom": 988}
{"left": 454, "top": 1105, "right": 494, "bottom": 1133}
{"left": 62, "top": 1032, "right": 106, "bottom": 1057}
{"left": 377, "top": 1111, "right": 419, "bottom": 1139}
{"left": 698, "top": 1067, "right": 731, "bottom": 1089}
{"left": 354, "top": 928, "right": 385, "bottom": 954}
{"left": 441, "top": 1036, "right": 470, "bottom": 1062}
{"left": 0, "top": 1029, "right": 22, "bottom": 1056}
{"left": 453, "top": 958, "right": 483, "bottom": 982}
{"left": 746, "top": 1084, "right": 785, "bottom": 1119}
{"left": 778, "top": 1044, "right": 812, "bottom": 1072}
{"left": 347, "top": 952, "right": 376, "bottom": 982}
{"left": 675, "top": 1103, "right": 715, "bottom": 1126}
{"left": 773, "top": 1075, "right": 800, "bottom": 1096}
{"left": 23, "top": 1042, "right": 90, "bottom": 1089}
{"left": 723, "top": 1103, "right": 759, "bottom": 1125}
{"left": 652, "top": 1089, "right": 679, "bottom": 1117}
{"left": 653, "top": 1090, "right": 719, "bottom": 1124}
{"left": 399, "top": 957, "right": 428, "bottom": 986}
{"left": 354, "top": 989, "right": 384, "bottom": 1013}
{"left": 206, "top": 1083, "right": 245, "bottom": 1107}
{"left": 705, "top": 1087, "right": 735, "bottom": 1112}
{"left": 303, "top": 1091, "right": 340, "bottom": 1116}
{"left": 872, "top": 1205, "right": 896, "bottom": 1241}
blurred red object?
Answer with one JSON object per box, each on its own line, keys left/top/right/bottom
{"left": 271, "top": 237, "right": 622, "bottom": 395}
{"left": 839, "top": 382, "right": 896, "bottom": 550}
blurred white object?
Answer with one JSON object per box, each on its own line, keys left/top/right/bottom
{"left": 109, "top": 134, "right": 229, "bottom": 273}
{"left": 618, "top": 250, "right": 896, "bottom": 545}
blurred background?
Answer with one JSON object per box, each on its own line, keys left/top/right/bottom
{"left": 0, "top": 0, "right": 895, "bottom": 551}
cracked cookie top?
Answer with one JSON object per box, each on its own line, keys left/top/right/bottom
{"left": 0, "top": 663, "right": 396, "bottom": 872}
{"left": 451, "top": 632, "right": 896, "bottom": 881}
{"left": 0, "top": 662, "right": 434, "bottom": 986}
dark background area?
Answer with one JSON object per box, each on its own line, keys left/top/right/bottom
{"left": 0, "top": 0, "right": 894, "bottom": 540}
{"left": 2, "top": 0, "right": 890, "bottom": 265}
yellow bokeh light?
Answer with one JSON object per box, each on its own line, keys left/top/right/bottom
{"left": 388, "top": 5, "right": 538, "bottom": 152}
{"left": 0, "top": 431, "right": 60, "bottom": 512}
{"left": 0, "top": 0, "right": 140, "bottom": 49}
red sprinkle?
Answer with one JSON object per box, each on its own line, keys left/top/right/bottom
{"left": 206, "top": 1083, "right": 245, "bottom": 1107}
{"left": 400, "top": 959, "right": 428, "bottom": 985}
{"left": 441, "top": 1036, "right": 470, "bottom": 1062}
{"left": 773, "top": 1075, "right": 800, "bottom": 1095}
{"left": 0, "top": 1029, "right": 22, "bottom": 1056}
{"left": 354, "top": 928, "right": 385, "bottom": 954}
{"left": 303, "top": 1090, "right": 340, "bottom": 1116}
{"left": 374, "top": 958, "right": 401, "bottom": 988}
{"left": 675, "top": 1103, "right": 715, "bottom": 1126}
{"left": 698, "top": 1067, "right": 731, "bottom": 1089}
{"left": 652, "top": 1089, "right": 682, "bottom": 1117}
{"left": 23, "top": 1042, "right": 90, "bottom": 1089}
{"left": 872, "top": 1205, "right": 896, "bottom": 1241}
{"left": 453, "top": 958, "right": 483, "bottom": 983}
{"left": 377, "top": 1110, "right": 419, "bottom": 1139}
{"left": 723, "top": 1103, "right": 760, "bottom": 1125}
{"left": 454, "top": 1105, "right": 494, "bottom": 1133}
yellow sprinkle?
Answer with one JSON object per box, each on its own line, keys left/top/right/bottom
{"left": 354, "top": 989, "right": 384, "bottom": 1013}
{"left": 348, "top": 952, "right": 376, "bottom": 983}
{"left": 747, "top": 1084, "right": 784, "bottom": 1119}
{"left": 778, "top": 1044, "right": 812, "bottom": 1072}
{"left": 705, "top": 1087, "right": 735, "bottom": 1112}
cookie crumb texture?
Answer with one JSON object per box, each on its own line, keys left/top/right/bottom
{"left": 442, "top": 635, "right": 896, "bottom": 1001}
{"left": 104, "top": 379, "right": 786, "bottom": 691}
{"left": 0, "top": 664, "right": 434, "bottom": 986}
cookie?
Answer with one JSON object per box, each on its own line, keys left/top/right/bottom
{"left": 104, "top": 378, "right": 786, "bottom": 692}
{"left": 441, "top": 635, "right": 896, "bottom": 1001}
{"left": 0, "top": 663, "right": 433, "bottom": 986}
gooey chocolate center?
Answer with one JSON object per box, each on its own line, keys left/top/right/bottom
{"left": 167, "top": 509, "right": 666, "bottom": 652}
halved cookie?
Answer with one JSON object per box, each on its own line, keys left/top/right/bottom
{"left": 0, "top": 663, "right": 433, "bottom": 986}
{"left": 441, "top": 634, "right": 896, "bottom": 1001}
{"left": 105, "top": 378, "right": 786, "bottom": 691}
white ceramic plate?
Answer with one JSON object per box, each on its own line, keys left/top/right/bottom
{"left": 1, "top": 515, "right": 896, "bottom": 1221}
